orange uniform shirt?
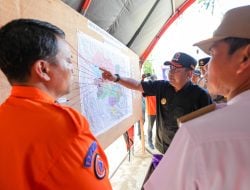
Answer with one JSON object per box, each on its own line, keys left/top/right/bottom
{"left": 145, "top": 96, "right": 156, "bottom": 116}
{"left": 0, "top": 86, "right": 112, "bottom": 190}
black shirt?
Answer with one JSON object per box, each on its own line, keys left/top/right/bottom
{"left": 142, "top": 80, "right": 212, "bottom": 153}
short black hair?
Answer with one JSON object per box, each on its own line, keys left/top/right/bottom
{"left": 0, "top": 19, "right": 65, "bottom": 83}
{"left": 223, "top": 37, "right": 250, "bottom": 55}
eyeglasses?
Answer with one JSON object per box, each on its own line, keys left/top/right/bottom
{"left": 168, "top": 65, "right": 185, "bottom": 73}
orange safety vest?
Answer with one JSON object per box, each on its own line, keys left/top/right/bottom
{"left": 0, "top": 86, "right": 112, "bottom": 190}
{"left": 146, "top": 96, "right": 156, "bottom": 116}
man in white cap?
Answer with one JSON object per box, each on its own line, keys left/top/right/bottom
{"left": 197, "top": 57, "right": 210, "bottom": 88}
{"left": 143, "top": 5, "right": 250, "bottom": 190}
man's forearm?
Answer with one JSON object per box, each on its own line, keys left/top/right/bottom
{"left": 100, "top": 67, "right": 144, "bottom": 92}
{"left": 116, "top": 75, "right": 143, "bottom": 92}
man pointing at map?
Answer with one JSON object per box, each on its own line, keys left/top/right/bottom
{"left": 100, "top": 52, "right": 212, "bottom": 154}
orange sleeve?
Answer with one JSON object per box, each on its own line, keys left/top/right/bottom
{"left": 0, "top": 87, "right": 112, "bottom": 190}
{"left": 37, "top": 106, "right": 112, "bottom": 190}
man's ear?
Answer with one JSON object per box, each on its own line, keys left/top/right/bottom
{"left": 236, "top": 45, "right": 250, "bottom": 75}
{"left": 187, "top": 70, "right": 193, "bottom": 79}
{"left": 33, "top": 60, "right": 51, "bottom": 81}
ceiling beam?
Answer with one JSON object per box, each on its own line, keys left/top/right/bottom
{"left": 171, "top": 0, "right": 176, "bottom": 14}
{"left": 81, "top": 0, "right": 92, "bottom": 16}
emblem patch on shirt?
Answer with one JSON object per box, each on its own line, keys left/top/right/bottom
{"left": 84, "top": 141, "right": 97, "bottom": 168}
{"left": 94, "top": 153, "right": 106, "bottom": 179}
{"left": 161, "top": 98, "right": 167, "bottom": 105}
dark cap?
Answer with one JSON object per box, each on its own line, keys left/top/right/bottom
{"left": 193, "top": 69, "right": 201, "bottom": 76}
{"left": 198, "top": 57, "right": 210, "bottom": 66}
{"left": 164, "top": 52, "right": 197, "bottom": 70}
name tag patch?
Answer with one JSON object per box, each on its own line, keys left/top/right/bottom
{"left": 84, "top": 141, "right": 97, "bottom": 168}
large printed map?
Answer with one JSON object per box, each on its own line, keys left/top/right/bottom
{"left": 77, "top": 32, "right": 132, "bottom": 135}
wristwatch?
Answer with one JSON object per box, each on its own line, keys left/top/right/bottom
{"left": 114, "top": 74, "right": 120, "bottom": 82}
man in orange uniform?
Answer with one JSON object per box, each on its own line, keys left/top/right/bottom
{"left": 145, "top": 75, "right": 157, "bottom": 149}
{"left": 0, "top": 19, "right": 112, "bottom": 189}
{"left": 145, "top": 96, "right": 156, "bottom": 149}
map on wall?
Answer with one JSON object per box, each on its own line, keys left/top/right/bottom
{"left": 77, "top": 32, "right": 132, "bottom": 135}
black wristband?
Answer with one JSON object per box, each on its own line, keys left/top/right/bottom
{"left": 114, "top": 74, "right": 120, "bottom": 82}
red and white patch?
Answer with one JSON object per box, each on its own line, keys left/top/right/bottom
{"left": 94, "top": 154, "right": 106, "bottom": 179}
{"left": 172, "top": 52, "right": 181, "bottom": 62}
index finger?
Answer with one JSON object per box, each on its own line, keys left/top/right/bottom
{"left": 99, "top": 67, "right": 108, "bottom": 72}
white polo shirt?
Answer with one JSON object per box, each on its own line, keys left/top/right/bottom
{"left": 144, "top": 90, "right": 250, "bottom": 190}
